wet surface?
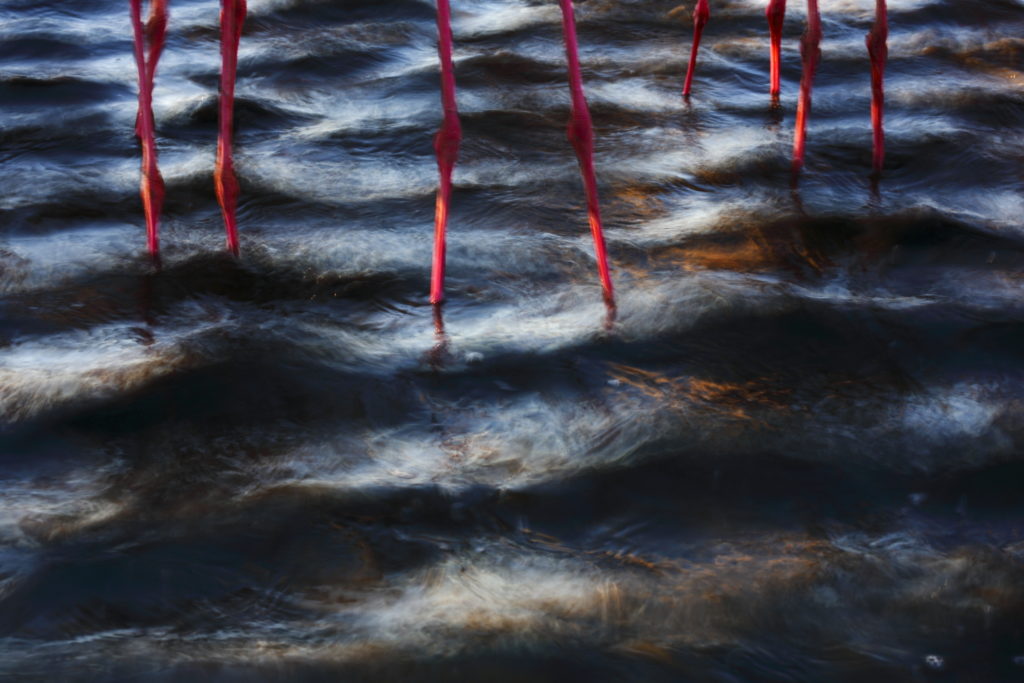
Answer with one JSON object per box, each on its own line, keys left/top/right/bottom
{"left": 1, "top": 0, "right": 1023, "bottom": 680}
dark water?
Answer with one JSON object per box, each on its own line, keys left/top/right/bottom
{"left": 1, "top": 0, "right": 1024, "bottom": 680}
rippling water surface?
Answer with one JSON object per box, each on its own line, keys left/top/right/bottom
{"left": 1, "top": 0, "right": 1024, "bottom": 680}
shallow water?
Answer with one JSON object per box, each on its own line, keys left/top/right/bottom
{"left": 1, "top": 0, "right": 1023, "bottom": 680}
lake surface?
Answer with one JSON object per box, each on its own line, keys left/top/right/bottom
{"left": 1, "top": 0, "right": 1023, "bottom": 680}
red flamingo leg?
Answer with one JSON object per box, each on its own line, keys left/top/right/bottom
{"left": 791, "top": 0, "right": 821, "bottom": 175}
{"left": 430, "top": 0, "right": 462, "bottom": 306}
{"left": 559, "top": 0, "right": 614, "bottom": 304}
{"left": 866, "top": 0, "right": 888, "bottom": 175}
{"left": 215, "top": 0, "right": 246, "bottom": 256}
{"left": 130, "top": 0, "right": 168, "bottom": 258}
{"left": 766, "top": 0, "right": 786, "bottom": 98}
{"left": 682, "top": 0, "right": 710, "bottom": 97}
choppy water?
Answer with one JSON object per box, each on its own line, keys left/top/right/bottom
{"left": 1, "top": 0, "right": 1023, "bottom": 680}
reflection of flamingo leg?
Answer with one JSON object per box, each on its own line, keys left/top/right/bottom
{"left": 866, "top": 0, "right": 888, "bottom": 175}
{"left": 791, "top": 0, "right": 821, "bottom": 175}
{"left": 558, "top": 0, "right": 614, "bottom": 304}
{"left": 682, "top": 0, "right": 710, "bottom": 97}
{"left": 430, "top": 0, "right": 462, "bottom": 305}
{"left": 215, "top": 0, "right": 246, "bottom": 255}
{"left": 766, "top": 0, "right": 786, "bottom": 98}
{"left": 130, "top": 0, "right": 168, "bottom": 258}
{"left": 427, "top": 303, "right": 449, "bottom": 368}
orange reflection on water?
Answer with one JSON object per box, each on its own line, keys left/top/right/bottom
{"left": 655, "top": 236, "right": 776, "bottom": 273}
{"left": 607, "top": 364, "right": 793, "bottom": 424}
{"left": 649, "top": 219, "right": 837, "bottom": 277}
{"left": 928, "top": 38, "right": 1024, "bottom": 84}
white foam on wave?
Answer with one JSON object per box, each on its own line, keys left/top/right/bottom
{"left": 586, "top": 78, "right": 686, "bottom": 113}
{"left": 275, "top": 280, "right": 1024, "bottom": 487}
{"left": 898, "top": 191, "right": 1024, "bottom": 235}
{"left": 452, "top": 0, "right": 560, "bottom": 38}
{"left": 287, "top": 94, "right": 437, "bottom": 140}
{"left": 257, "top": 274, "right": 781, "bottom": 490}
{"left": 898, "top": 383, "right": 1003, "bottom": 449}
{"left": 0, "top": 452, "right": 127, "bottom": 582}
{"left": 0, "top": 324, "right": 180, "bottom": 421}
{"left": 0, "top": 225, "right": 137, "bottom": 294}
{"left": 659, "top": 125, "right": 777, "bottom": 174}
{"left": 0, "top": 524, "right": 1017, "bottom": 677}
{"left": 357, "top": 551, "right": 606, "bottom": 649}
{"left": 0, "top": 13, "right": 126, "bottom": 50}
{"left": 242, "top": 149, "right": 436, "bottom": 203}
{"left": 627, "top": 200, "right": 761, "bottom": 244}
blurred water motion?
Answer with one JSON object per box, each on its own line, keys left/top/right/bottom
{"left": 0, "top": 0, "right": 1023, "bottom": 680}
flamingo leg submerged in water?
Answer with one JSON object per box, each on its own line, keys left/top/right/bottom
{"left": 791, "top": 0, "right": 821, "bottom": 176}
{"left": 866, "top": 0, "right": 888, "bottom": 175}
{"left": 215, "top": 0, "right": 246, "bottom": 255}
{"left": 130, "top": 0, "right": 168, "bottom": 258}
{"left": 765, "top": 0, "right": 786, "bottom": 99}
{"left": 683, "top": 0, "right": 710, "bottom": 97}
{"left": 430, "top": 0, "right": 462, "bottom": 306}
{"left": 558, "top": 0, "right": 614, "bottom": 304}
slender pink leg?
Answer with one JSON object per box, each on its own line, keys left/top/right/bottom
{"left": 682, "top": 0, "right": 710, "bottom": 97}
{"left": 430, "top": 0, "right": 462, "bottom": 305}
{"left": 559, "top": 0, "right": 614, "bottom": 304}
{"left": 866, "top": 0, "right": 887, "bottom": 175}
{"left": 215, "top": 0, "right": 246, "bottom": 256}
{"left": 130, "top": 0, "right": 168, "bottom": 258}
{"left": 766, "top": 0, "right": 786, "bottom": 99}
{"left": 791, "top": 0, "right": 821, "bottom": 175}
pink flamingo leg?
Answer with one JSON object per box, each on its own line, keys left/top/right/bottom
{"left": 430, "top": 0, "right": 462, "bottom": 306}
{"left": 766, "top": 0, "right": 786, "bottom": 98}
{"left": 791, "top": 0, "right": 821, "bottom": 175}
{"left": 866, "top": 0, "right": 888, "bottom": 175}
{"left": 130, "top": 0, "right": 168, "bottom": 258}
{"left": 559, "top": 0, "right": 614, "bottom": 304}
{"left": 215, "top": 0, "right": 246, "bottom": 256}
{"left": 682, "top": 0, "right": 710, "bottom": 97}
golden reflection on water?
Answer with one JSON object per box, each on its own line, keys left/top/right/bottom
{"left": 607, "top": 363, "right": 792, "bottom": 425}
